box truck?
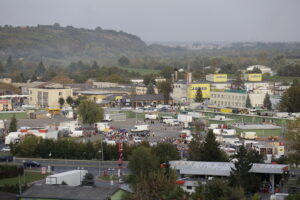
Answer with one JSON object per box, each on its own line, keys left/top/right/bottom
{"left": 241, "top": 132, "right": 257, "bottom": 140}
{"left": 46, "top": 170, "right": 88, "bottom": 186}
{"left": 177, "top": 114, "right": 193, "bottom": 123}
{"left": 145, "top": 114, "right": 158, "bottom": 120}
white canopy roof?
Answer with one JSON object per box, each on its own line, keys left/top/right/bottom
{"left": 170, "top": 161, "right": 288, "bottom": 176}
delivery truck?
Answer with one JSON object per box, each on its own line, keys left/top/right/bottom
{"left": 46, "top": 170, "right": 87, "bottom": 186}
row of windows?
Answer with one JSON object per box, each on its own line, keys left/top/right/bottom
{"left": 211, "top": 94, "right": 246, "bottom": 100}
{"left": 212, "top": 100, "right": 245, "bottom": 107}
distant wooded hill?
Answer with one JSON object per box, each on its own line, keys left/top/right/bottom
{"left": 0, "top": 24, "right": 184, "bottom": 65}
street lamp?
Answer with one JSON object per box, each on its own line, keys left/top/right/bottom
{"left": 98, "top": 150, "right": 102, "bottom": 177}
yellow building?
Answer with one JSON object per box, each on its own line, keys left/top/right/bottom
{"left": 0, "top": 99, "right": 12, "bottom": 111}
{"left": 206, "top": 74, "right": 227, "bottom": 82}
{"left": 188, "top": 83, "right": 210, "bottom": 99}
{"left": 29, "top": 88, "right": 73, "bottom": 108}
{"left": 244, "top": 74, "right": 262, "bottom": 82}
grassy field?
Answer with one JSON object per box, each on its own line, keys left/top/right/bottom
{"left": 121, "top": 67, "right": 160, "bottom": 75}
{"left": 0, "top": 112, "right": 27, "bottom": 119}
{"left": 0, "top": 171, "right": 47, "bottom": 186}
{"left": 263, "top": 75, "right": 300, "bottom": 82}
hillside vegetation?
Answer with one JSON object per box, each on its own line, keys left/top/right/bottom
{"left": 0, "top": 25, "right": 179, "bottom": 65}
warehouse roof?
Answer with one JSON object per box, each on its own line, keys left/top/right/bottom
{"left": 170, "top": 161, "right": 288, "bottom": 177}
{"left": 233, "top": 124, "right": 282, "bottom": 129}
{"left": 19, "top": 184, "right": 120, "bottom": 200}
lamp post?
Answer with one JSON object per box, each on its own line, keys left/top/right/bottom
{"left": 98, "top": 150, "right": 102, "bottom": 177}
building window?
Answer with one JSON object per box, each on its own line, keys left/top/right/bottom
{"left": 59, "top": 92, "right": 62, "bottom": 96}
{"left": 186, "top": 186, "right": 193, "bottom": 190}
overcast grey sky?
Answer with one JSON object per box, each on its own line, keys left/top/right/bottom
{"left": 0, "top": 0, "right": 299, "bottom": 42}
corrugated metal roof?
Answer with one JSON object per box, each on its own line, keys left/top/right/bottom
{"left": 170, "top": 161, "right": 288, "bottom": 176}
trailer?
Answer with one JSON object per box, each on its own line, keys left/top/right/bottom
{"left": 241, "top": 132, "right": 257, "bottom": 139}
{"left": 46, "top": 170, "right": 88, "bottom": 186}
{"left": 177, "top": 114, "right": 193, "bottom": 123}
{"left": 145, "top": 114, "right": 158, "bottom": 120}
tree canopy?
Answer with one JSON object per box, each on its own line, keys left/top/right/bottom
{"left": 9, "top": 114, "right": 17, "bottom": 132}
{"left": 263, "top": 93, "right": 272, "bottom": 110}
{"left": 78, "top": 100, "right": 104, "bottom": 125}
{"left": 195, "top": 88, "right": 203, "bottom": 103}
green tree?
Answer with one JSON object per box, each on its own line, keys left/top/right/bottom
{"left": 285, "top": 119, "right": 300, "bottom": 166}
{"left": 263, "top": 93, "right": 272, "bottom": 110}
{"left": 91, "top": 61, "right": 100, "bottom": 71}
{"left": 279, "top": 79, "right": 300, "bottom": 112}
{"left": 35, "top": 61, "right": 46, "bottom": 77}
{"left": 160, "top": 66, "right": 173, "bottom": 79}
{"left": 189, "top": 130, "right": 228, "bottom": 162}
{"left": 58, "top": 97, "right": 65, "bottom": 108}
{"left": 66, "top": 96, "right": 74, "bottom": 106}
{"left": 9, "top": 114, "right": 17, "bottom": 132}
{"left": 246, "top": 94, "right": 252, "bottom": 108}
{"left": 74, "top": 96, "right": 87, "bottom": 107}
{"left": 143, "top": 74, "right": 155, "bottom": 86}
{"left": 131, "top": 169, "right": 179, "bottom": 200}
{"left": 232, "top": 71, "right": 245, "bottom": 90}
{"left": 230, "top": 146, "right": 253, "bottom": 191}
{"left": 14, "top": 135, "right": 39, "bottom": 157}
{"left": 118, "top": 56, "right": 130, "bottom": 66}
{"left": 146, "top": 83, "right": 155, "bottom": 95}
{"left": 152, "top": 143, "right": 180, "bottom": 164}
{"left": 81, "top": 173, "right": 95, "bottom": 186}
{"left": 30, "top": 73, "right": 37, "bottom": 82}
{"left": 157, "top": 80, "right": 173, "bottom": 104}
{"left": 78, "top": 100, "right": 104, "bottom": 125}
{"left": 195, "top": 88, "right": 203, "bottom": 103}
{"left": 286, "top": 192, "right": 300, "bottom": 200}
{"left": 128, "top": 146, "right": 159, "bottom": 177}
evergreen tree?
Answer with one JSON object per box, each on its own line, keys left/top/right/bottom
{"left": 81, "top": 173, "right": 95, "bottom": 186}
{"left": 91, "top": 61, "right": 100, "bottom": 71}
{"left": 230, "top": 146, "right": 253, "bottom": 190}
{"left": 58, "top": 98, "right": 65, "bottom": 108}
{"left": 188, "top": 130, "right": 228, "bottom": 161}
{"left": 5, "top": 56, "right": 13, "bottom": 73}
{"left": 232, "top": 71, "right": 245, "bottom": 90}
{"left": 118, "top": 56, "right": 130, "bottom": 66}
{"left": 263, "top": 93, "right": 272, "bottom": 110}
{"left": 146, "top": 83, "right": 155, "bottom": 94}
{"left": 246, "top": 94, "right": 252, "bottom": 108}
{"left": 0, "top": 62, "right": 4, "bottom": 75}
{"left": 279, "top": 79, "right": 300, "bottom": 112}
{"left": 66, "top": 96, "right": 74, "bottom": 106}
{"left": 35, "top": 61, "right": 46, "bottom": 77}
{"left": 9, "top": 114, "right": 17, "bottom": 132}
{"left": 195, "top": 88, "right": 203, "bottom": 103}
{"left": 30, "top": 73, "right": 37, "bottom": 82}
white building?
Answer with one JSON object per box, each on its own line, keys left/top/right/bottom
{"left": 247, "top": 65, "right": 273, "bottom": 75}
{"left": 171, "top": 81, "right": 188, "bottom": 103}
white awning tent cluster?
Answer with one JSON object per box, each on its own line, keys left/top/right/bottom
{"left": 169, "top": 161, "right": 289, "bottom": 177}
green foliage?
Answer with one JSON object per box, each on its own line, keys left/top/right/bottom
{"left": 152, "top": 143, "right": 180, "bottom": 164}
{"left": 66, "top": 96, "right": 73, "bottom": 106}
{"left": 35, "top": 61, "right": 46, "bottom": 77}
{"left": 251, "top": 193, "right": 261, "bottom": 200}
{"left": 279, "top": 79, "right": 300, "bottom": 112}
{"left": 205, "top": 178, "right": 245, "bottom": 200}
{"left": 188, "top": 130, "right": 228, "bottom": 162}
{"left": 0, "top": 165, "right": 23, "bottom": 179}
{"left": 232, "top": 72, "right": 245, "bottom": 90}
{"left": 285, "top": 119, "right": 300, "bottom": 166}
{"left": 118, "top": 56, "right": 130, "bottom": 66}
{"left": 9, "top": 114, "right": 17, "bottom": 132}
{"left": 160, "top": 66, "right": 173, "bottom": 79}
{"left": 157, "top": 80, "right": 173, "bottom": 104}
{"left": 128, "top": 146, "right": 159, "bottom": 177}
{"left": 263, "top": 93, "right": 272, "bottom": 110}
{"left": 146, "top": 83, "right": 155, "bottom": 95}
{"left": 246, "top": 95, "right": 252, "bottom": 108}
{"left": 130, "top": 169, "right": 179, "bottom": 200}
{"left": 81, "top": 173, "right": 95, "bottom": 186}
{"left": 143, "top": 74, "right": 156, "bottom": 85}
{"left": 78, "top": 100, "right": 104, "bottom": 125}
{"left": 58, "top": 97, "right": 65, "bottom": 108}
{"left": 195, "top": 88, "right": 203, "bottom": 103}
{"left": 230, "top": 146, "right": 262, "bottom": 192}
{"left": 286, "top": 192, "right": 300, "bottom": 200}
{"left": 278, "top": 64, "right": 300, "bottom": 77}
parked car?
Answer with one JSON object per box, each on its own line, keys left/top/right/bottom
{"left": 133, "top": 137, "right": 143, "bottom": 143}
{"left": 0, "top": 155, "right": 13, "bottom": 162}
{"left": 0, "top": 146, "right": 11, "bottom": 152}
{"left": 23, "top": 161, "right": 41, "bottom": 168}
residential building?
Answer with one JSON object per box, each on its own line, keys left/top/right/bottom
{"left": 243, "top": 73, "right": 262, "bottom": 82}
{"left": 22, "top": 82, "right": 63, "bottom": 95}
{"left": 209, "top": 90, "right": 266, "bottom": 108}
{"left": 206, "top": 74, "right": 227, "bottom": 82}
{"left": 29, "top": 87, "right": 73, "bottom": 108}
{"left": 122, "top": 94, "right": 171, "bottom": 107}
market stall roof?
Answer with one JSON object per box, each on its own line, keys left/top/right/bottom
{"left": 170, "top": 161, "right": 288, "bottom": 177}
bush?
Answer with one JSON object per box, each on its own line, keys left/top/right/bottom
{"left": 0, "top": 165, "right": 23, "bottom": 179}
